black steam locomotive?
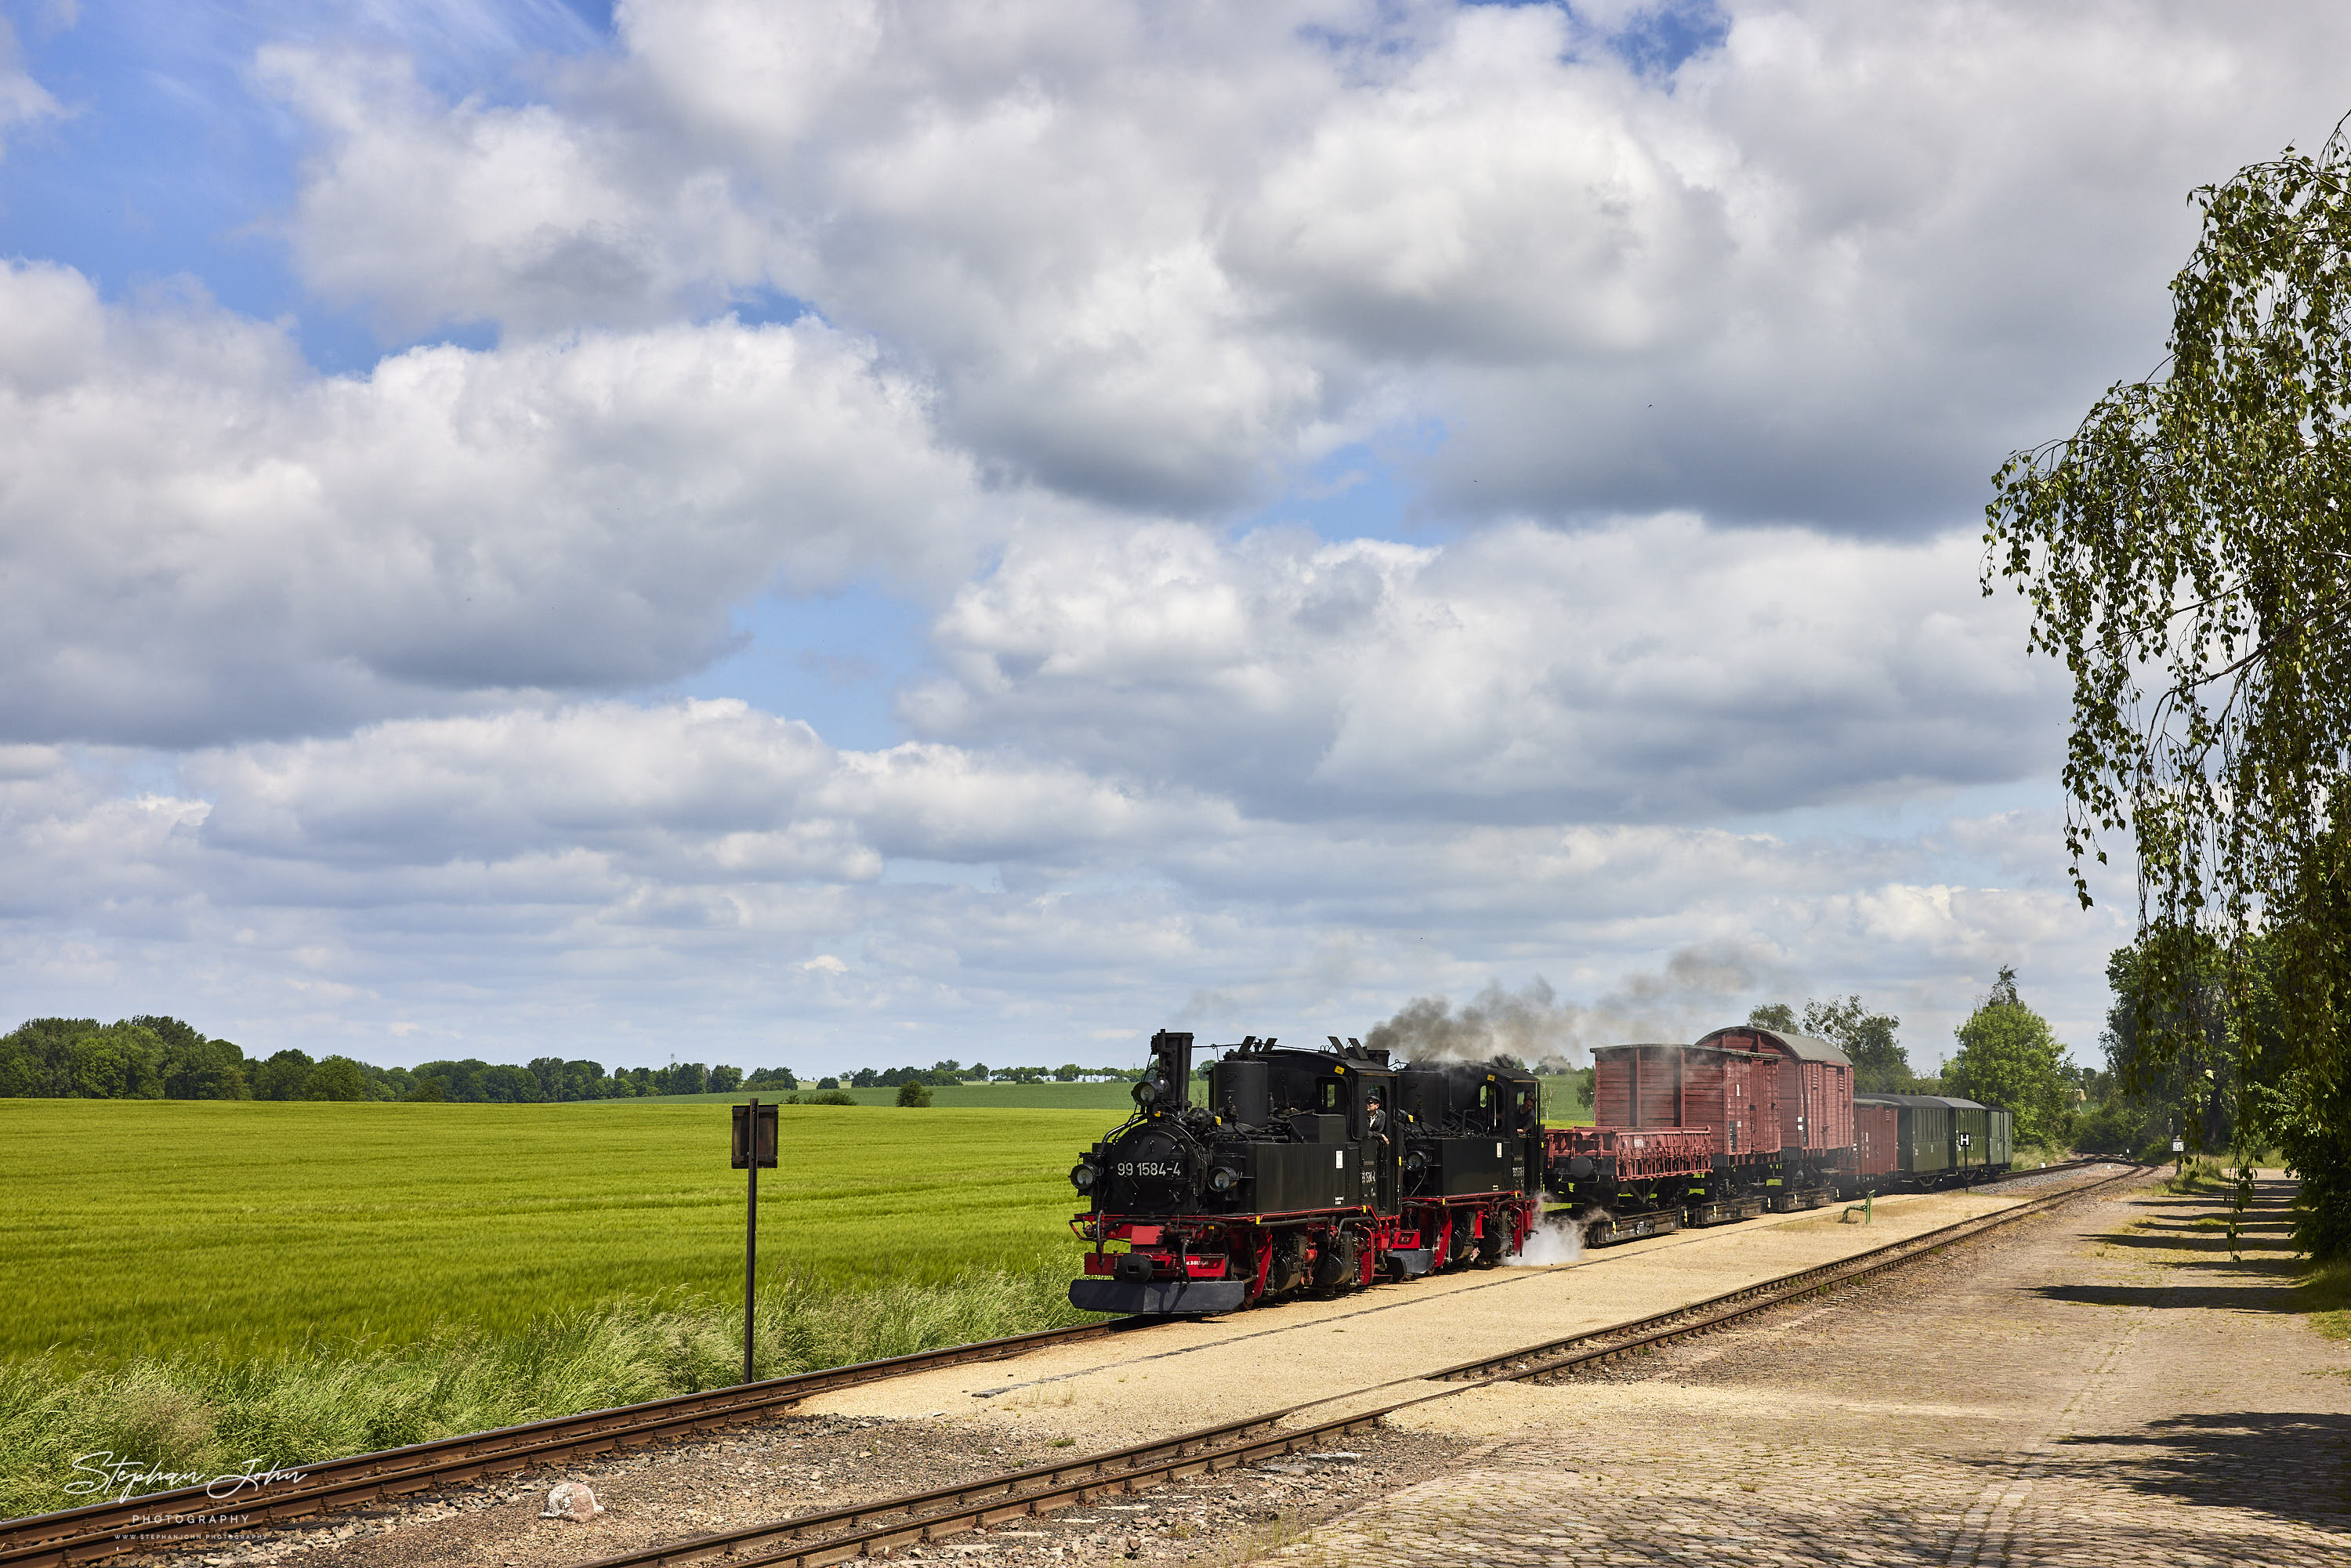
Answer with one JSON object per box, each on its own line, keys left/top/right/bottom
{"left": 1067, "top": 1030, "right": 1543, "bottom": 1315}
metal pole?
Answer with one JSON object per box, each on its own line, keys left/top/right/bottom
{"left": 744, "top": 1096, "right": 758, "bottom": 1385}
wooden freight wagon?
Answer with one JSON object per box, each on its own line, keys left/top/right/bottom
{"left": 1854, "top": 1097, "right": 1900, "bottom": 1181}
{"left": 1693, "top": 1026, "right": 1853, "bottom": 1155}
{"left": 1590, "top": 1041, "right": 1779, "bottom": 1157}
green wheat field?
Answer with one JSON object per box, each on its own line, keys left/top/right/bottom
{"left": 0, "top": 1098, "right": 1114, "bottom": 1366}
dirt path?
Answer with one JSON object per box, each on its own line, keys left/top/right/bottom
{"left": 1273, "top": 1171, "right": 2351, "bottom": 1567}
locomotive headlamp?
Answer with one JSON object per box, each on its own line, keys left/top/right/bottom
{"left": 1208, "top": 1163, "right": 1242, "bottom": 1193}
{"left": 1070, "top": 1161, "right": 1098, "bottom": 1191}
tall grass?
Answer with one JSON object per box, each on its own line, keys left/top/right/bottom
{"left": 0, "top": 1262, "right": 1087, "bottom": 1520}
{"left": 2160, "top": 1156, "right": 2232, "bottom": 1195}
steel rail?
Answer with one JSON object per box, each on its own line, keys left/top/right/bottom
{"left": 0, "top": 1317, "right": 1155, "bottom": 1568}
{"left": 552, "top": 1162, "right": 2148, "bottom": 1568}
{"left": 0, "top": 1158, "right": 2134, "bottom": 1568}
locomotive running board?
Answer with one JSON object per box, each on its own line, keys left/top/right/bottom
{"left": 1584, "top": 1211, "right": 1682, "bottom": 1247}
{"left": 1684, "top": 1197, "right": 1766, "bottom": 1227}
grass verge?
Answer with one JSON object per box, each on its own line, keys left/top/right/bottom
{"left": 2302, "top": 1260, "right": 2351, "bottom": 1344}
{"left": 0, "top": 1261, "right": 1086, "bottom": 1520}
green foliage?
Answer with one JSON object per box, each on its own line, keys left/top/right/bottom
{"left": 2070, "top": 1095, "right": 2149, "bottom": 1156}
{"left": 251, "top": 1048, "right": 314, "bottom": 1101}
{"left": 897, "top": 1081, "right": 933, "bottom": 1107}
{"left": 794, "top": 1089, "right": 857, "bottom": 1106}
{"left": 1987, "top": 119, "right": 2351, "bottom": 1258}
{"left": 1946, "top": 968, "right": 2074, "bottom": 1145}
{"left": 0, "top": 1099, "right": 1112, "bottom": 1366}
{"left": 300, "top": 1056, "right": 369, "bottom": 1102}
{"left": 1745, "top": 1002, "right": 1798, "bottom": 1031}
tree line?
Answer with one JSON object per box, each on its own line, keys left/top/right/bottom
{"left": 0, "top": 1020, "right": 1148, "bottom": 1103}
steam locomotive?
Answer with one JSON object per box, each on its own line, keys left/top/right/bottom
{"left": 1067, "top": 1030, "right": 1541, "bottom": 1316}
{"left": 1067, "top": 1024, "right": 2016, "bottom": 1316}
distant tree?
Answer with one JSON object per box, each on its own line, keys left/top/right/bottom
{"left": 302, "top": 1056, "right": 370, "bottom": 1102}
{"left": 124, "top": 1016, "right": 245, "bottom": 1100}
{"left": 167, "top": 1037, "right": 249, "bottom": 1099}
{"left": 0, "top": 1019, "right": 97, "bottom": 1096}
{"left": 251, "top": 1048, "right": 316, "bottom": 1100}
{"left": 406, "top": 1076, "right": 447, "bottom": 1102}
{"left": 1746, "top": 1002, "right": 1799, "bottom": 1032}
{"left": 527, "top": 1056, "right": 568, "bottom": 1101}
{"left": 482, "top": 1063, "right": 539, "bottom": 1102}
{"left": 564, "top": 1059, "right": 609, "bottom": 1099}
{"left": 60, "top": 1023, "right": 165, "bottom": 1099}
{"left": 708, "top": 1065, "right": 744, "bottom": 1093}
{"left": 963, "top": 1063, "right": 991, "bottom": 1081}
{"left": 849, "top": 1068, "right": 878, "bottom": 1088}
{"left": 1054, "top": 1063, "right": 1081, "bottom": 1082}
{"left": 1946, "top": 968, "right": 2074, "bottom": 1144}
{"left": 656, "top": 1062, "right": 708, "bottom": 1096}
{"left": 896, "top": 1081, "right": 933, "bottom": 1107}
{"left": 817, "top": 1076, "right": 839, "bottom": 1090}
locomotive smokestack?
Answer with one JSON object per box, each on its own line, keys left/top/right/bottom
{"left": 1148, "top": 1030, "right": 1194, "bottom": 1107}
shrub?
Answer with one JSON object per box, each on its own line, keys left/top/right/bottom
{"left": 794, "top": 1090, "right": 857, "bottom": 1106}
{"left": 896, "top": 1081, "right": 933, "bottom": 1108}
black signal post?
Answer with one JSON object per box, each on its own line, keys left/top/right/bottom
{"left": 730, "top": 1098, "right": 780, "bottom": 1384}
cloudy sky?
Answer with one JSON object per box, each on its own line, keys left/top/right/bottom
{"left": 0, "top": 0, "right": 2338, "bottom": 1074}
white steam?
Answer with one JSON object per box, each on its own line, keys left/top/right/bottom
{"left": 1507, "top": 1208, "right": 1586, "bottom": 1267}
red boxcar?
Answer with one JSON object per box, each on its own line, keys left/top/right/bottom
{"left": 1693, "top": 1027, "right": 1853, "bottom": 1154}
{"left": 1854, "top": 1098, "right": 1899, "bottom": 1179}
{"left": 1592, "top": 1042, "right": 1780, "bottom": 1158}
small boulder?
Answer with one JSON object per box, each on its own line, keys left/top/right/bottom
{"left": 540, "top": 1481, "right": 606, "bottom": 1521}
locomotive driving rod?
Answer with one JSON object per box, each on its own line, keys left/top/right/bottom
{"left": 552, "top": 1163, "right": 2147, "bottom": 1568}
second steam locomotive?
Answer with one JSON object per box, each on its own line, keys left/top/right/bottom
{"left": 1068, "top": 1026, "right": 2013, "bottom": 1316}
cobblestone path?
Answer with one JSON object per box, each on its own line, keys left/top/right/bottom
{"left": 1270, "top": 1175, "right": 2351, "bottom": 1567}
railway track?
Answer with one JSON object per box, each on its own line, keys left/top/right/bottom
{"left": 0, "top": 1319, "right": 1155, "bottom": 1568}
{"left": 545, "top": 1161, "right": 2150, "bottom": 1568}
{"left": 0, "top": 1159, "right": 2139, "bottom": 1568}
